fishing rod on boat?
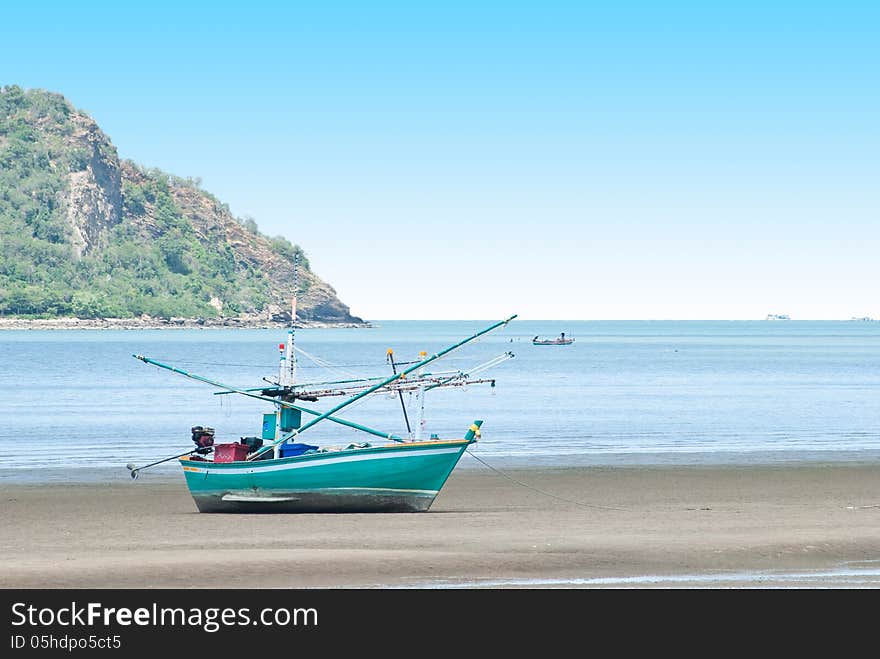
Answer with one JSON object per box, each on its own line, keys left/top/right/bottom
{"left": 386, "top": 349, "right": 412, "bottom": 435}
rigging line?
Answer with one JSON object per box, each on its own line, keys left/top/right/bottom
{"left": 168, "top": 353, "right": 489, "bottom": 371}
{"left": 293, "top": 346, "right": 345, "bottom": 366}
{"left": 293, "top": 346, "right": 361, "bottom": 379}
{"left": 464, "top": 450, "right": 629, "bottom": 512}
{"left": 293, "top": 345, "right": 489, "bottom": 374}
{"left": 461, "top": 352, "right": 515, "bottom": 378}
{"left": 172, "top": 356, "right": 444, "bottom": 370}
{"left": 250, "top": 314, "right": 517, "bottom": 459}
{"left": 169, "top": 361, "right": 276, "bottom": 368}
{"left": 163, "top": 360, "right": 335, "bottom": 369}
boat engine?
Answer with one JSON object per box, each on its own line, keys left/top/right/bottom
{"left": 191, "top": 426, "right": 215, "bottom": 454}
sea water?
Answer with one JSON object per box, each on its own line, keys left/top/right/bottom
{"left": 1, "top": 320, "right": 879, "bottom": 479}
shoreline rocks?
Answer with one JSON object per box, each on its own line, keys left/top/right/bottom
{"left": 0, "top": 316, "right": 372, "bottom": 330}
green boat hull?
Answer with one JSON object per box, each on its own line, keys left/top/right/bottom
{"left": 180, "top": 440, "right": 473, "bottom": 513}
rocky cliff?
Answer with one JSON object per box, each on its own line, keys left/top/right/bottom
{"left": 0, "top": 85, "right": 362, "bottom": 323}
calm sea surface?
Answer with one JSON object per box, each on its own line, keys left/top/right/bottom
{"left": 1, "top": 320, "right": 879, "bottom": 480}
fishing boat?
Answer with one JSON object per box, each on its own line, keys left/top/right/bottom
{"left": 532, "top": 333, "right": 574, "bottom": 346}
{"left": 127, "top": 275, "right": 516, "bottom": 513}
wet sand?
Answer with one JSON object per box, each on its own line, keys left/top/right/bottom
{"left": 2, "top": 464, "right": 880, "bottom": 588}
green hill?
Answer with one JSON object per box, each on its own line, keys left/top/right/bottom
{"left": 0, "top": 85, "right": 362, "bottom": 323}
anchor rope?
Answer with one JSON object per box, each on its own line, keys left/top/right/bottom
{"left": 464, "top": 450, "right": 629, "bottom": 512}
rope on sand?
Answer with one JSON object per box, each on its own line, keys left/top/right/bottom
{"left": 464, "top": 450, "right": 629, "bottom": 512}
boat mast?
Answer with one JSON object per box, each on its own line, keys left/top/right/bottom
{"left": 275, "top": 252, "right": 299, "bottom": 439}
{"left": 279, "top": 253, "right": 298, "bottom": 387}
{"left": 288, "top": 252, "right": 298, "bottom": 387}
{"left": 415, "top": 350, "right": 427, "bottom": 440}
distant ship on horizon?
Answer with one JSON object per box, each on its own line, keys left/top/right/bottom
{"left": 765, "top": 313, "right": 791, "bottom": 321}
{"left": 850, "top": 316, "right": 875, "bottom": 322}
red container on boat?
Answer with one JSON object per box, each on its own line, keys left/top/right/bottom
{"left": 213, "top": 443, "right": 249, "bottom": 463}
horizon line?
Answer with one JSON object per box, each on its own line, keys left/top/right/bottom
{"left": 364, "top": 318, "right": 877, "bottom": 322}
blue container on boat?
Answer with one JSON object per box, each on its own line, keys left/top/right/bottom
{"left": 280, "top": 442, "right": 318, "bottom": 458}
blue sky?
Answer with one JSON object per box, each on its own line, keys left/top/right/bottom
{"left": 3, "top": 1, "right": 878, "bottom": 319}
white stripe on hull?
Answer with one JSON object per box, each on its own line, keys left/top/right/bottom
{"left": 185, "top": 446, "right": 462, "bottom": 476}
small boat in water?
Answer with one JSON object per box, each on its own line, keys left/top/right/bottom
{"left": 532, "top": 332, "right": 574, "bottom": 346}
{"left": 128, "top": 283, "right": 517, "bottom": 512}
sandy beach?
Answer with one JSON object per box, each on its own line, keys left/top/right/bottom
{"left": 2, "top": 463, "right": 880, "bottom": 588}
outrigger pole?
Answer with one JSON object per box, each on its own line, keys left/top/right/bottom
{"left": 133, "top": 314, "right": 517, "bottom": 460}
{"left": 132, "top": 355, "right": 404, "bottom": 442}
{"left": 249, "top": 314, "right": 517, "bottom": 460}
